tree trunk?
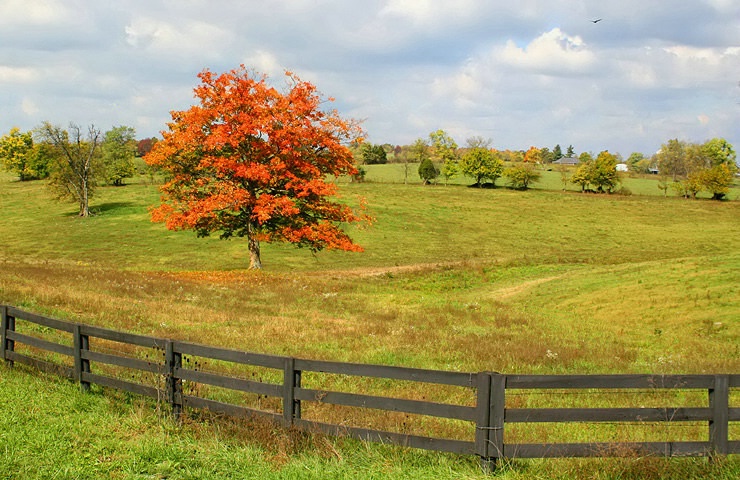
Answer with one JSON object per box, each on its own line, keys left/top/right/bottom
{"left": 247, "top": 222, "right": 262, "bottom": 269}
{"left": 79, "top": 178, "right": 89, "bottom": 217}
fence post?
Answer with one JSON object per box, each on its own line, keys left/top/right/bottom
{"left": 476, "top": 372, "right": 506, "bottom": 473}
{"left": 709, "top": 374, "right": 729, "bottom": 458}
{"left": 72, "top": 325, "right": 91, "bottom": 392}
{"left": 165, "top": 341, "right": 183, "bottom": 421}
{"left": 283, "top": 357, "right": 301, "bottom": 427}
{"left": 489, "top": 373, "right": 506, "bottom": 460}
{"left": 475, "top": 372, "right": 492, "bottom": 463}
{"left": 1, "top": 306, "right": 15, "bottom": 367}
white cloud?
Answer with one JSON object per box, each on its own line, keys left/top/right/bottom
{"left": 124, "top": 17, "right": 234, "bottom": 58}
{"left": 0, "top": 1, "right": 738, "bottom": 156}
{"left": 498, "top": 28, "right": 596, "bottom": 75}
{"left": 242, "top": 50, "right": 284, "bottom": 79}
{"left": 378, "top": 0, "right": 480, "bottom": 27}
{"left": 21, "top": 98, "right": 39, "bottom": 116}
{"left": 664, "top": 45, "right": 724, "bottom": 65}
{"left": 0, "top": 0, "right": 75, "bottom": 26}
{"left": 0, "top": 66, "right": 37, "bottom": 83}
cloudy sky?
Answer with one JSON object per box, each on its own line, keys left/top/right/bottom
{"left": 1, "top": 0, "right": 738, "bottom": 156}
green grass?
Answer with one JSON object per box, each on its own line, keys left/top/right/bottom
{"left": 360, "top": 162, "right": 740, "bottom": 200}
{"left": 2, "top": 366, "right": 737, "bottom": 480}
{"left": 0, "top": 169, "right": 738, "bottom": 478}
{"left": 0, "top": 366, "right": 489, "bottom": 479}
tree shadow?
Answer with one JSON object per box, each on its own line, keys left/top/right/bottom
{"left": 467, "top": 182, "right": 498, "bottom": 189}
{"left": 63, "top": 202, "right": 136, "bottom": 217}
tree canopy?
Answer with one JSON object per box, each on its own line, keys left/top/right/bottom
{"left": 459, "top": 147, "right": 503, "bottom": 187}
{"left": 359, "top": 143, "right": 387, "bottom": 165}
{"left": 0, "top": 127, "right": 51, "bottom": 181}
{"left": 145, "top": 66, "right": 369, "bottom": 269}
{"left": 571, "top": 150, "right": 620, "bottom": 193}
{"left": 655, "top": 137, "right": 737, "bottom": 199}
{"left": 102, "top": 126, "right": 137, "bottom": 186}
{"left": 37, "top": 122, "right": 102, "bottom": 216}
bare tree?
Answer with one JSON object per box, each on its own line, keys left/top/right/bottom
{"left": 37, "top": 122, "right": 102, "bottom": 217}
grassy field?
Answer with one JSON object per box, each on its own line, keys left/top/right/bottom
{"left": 0, "top": 166, "right": 738, "bottom": 478}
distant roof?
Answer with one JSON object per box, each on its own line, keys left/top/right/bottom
{"left": 553, "top": 157, "right": 579, "bottom": 165}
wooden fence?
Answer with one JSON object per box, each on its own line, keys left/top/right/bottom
{"left": 2, "top": 305, "right": 738, "bottom": 466}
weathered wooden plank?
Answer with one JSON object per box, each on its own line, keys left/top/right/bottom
{"left": 489, "top": 374, "right": 506, "bottom": 458}
{"left": 294, "top": 388, "right": 477, "bottom": 421}
{"left": 6, "top": 330, "right": 74, "bottom": 357}
{"left": 173, "top": 341, "right": 285, "bottom": 369}
{"left": 709, "top": 375, "right": 729, "bottom": 455}
{"left": 80, "top": 333, "right": 90, "bottom": 391}
{"left": 1, "top": 305, "right": 10, "bottom": 363}
{"left": 728, "top": 375, "right": 740, "bottom": 388}
{"left": 475, "top": 372, "right": 492, "bottom": 458}
{"left": 73, "top": 325, "right": 83, "bottom": 384}
{"left": 506, "top": 374, "right": 715, "bottom": 390}
{"left": 8, "top": 307, "right": 76, "bottom": 333}
{"left": 506, "top": 407, "right": 712, "bottom": 423}
{"left": 182, "top": 395, "right": 283, "bottom": 423}
{"left": 729, "top": 440, "right": 740, "bottom": 454}
{"left": 82, "top": 349, "right": 165, "bottom": 374}
{"left": 729, "top": 408, "right": 740, "bottom": 422}
{"left": 81, "top": 372, "right": 160, "bottom": 399}
{"left": 165, "top": 341, "right": 182, "bottom": 419}
{"left": 283, "top": 357, "right": 298, "bottom": 426}
{"left": 80, "top": 324, "right": 167, "bottom": 349}
{"left": 294, "top": 358, "right": 476, "bottom": 387}
{"left": 504, "top": 441, "right": 712, "bottom": 458}
{"left": 174, "top": 367, "right": 283, "bottom": 398}
{"left": 5, "top": 351, "right": 74, "bottom": 379}
{"left": 294, "top": 418, "right": 477, "bottom": 455}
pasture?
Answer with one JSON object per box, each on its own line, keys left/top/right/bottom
{"left": 0, "top": 166, "right": 738, "bottom": 478}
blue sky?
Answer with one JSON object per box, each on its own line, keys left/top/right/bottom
{"left": 1, "top": 0, "right": 738, "bottom": 157}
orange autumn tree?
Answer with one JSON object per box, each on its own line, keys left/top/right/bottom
{"left": 145, "top": 66, "right": 369, "bottom": 269}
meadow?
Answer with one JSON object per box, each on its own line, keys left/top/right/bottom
{"left": 0, "top": 165, "right": 738, "bottom": 478}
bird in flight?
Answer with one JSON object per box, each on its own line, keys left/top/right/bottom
{"left": 591, "top": 18, "right": 602, "bottom": 23}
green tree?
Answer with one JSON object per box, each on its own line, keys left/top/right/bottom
{"left": 429, "top": 130, "right": 458, "bottom": 185}
{"left": 102, "top": 126, "right": 137, "bottom": 186}
{"left": 655, "top": 139, "right": 688, "bottom": 181}
{"left": 359, "top": 143, "right": 387, "bottom": 165}
{"left": 655, "top": 137, "right": 736, "bottom": 200}
{"left": 700, "top": 163, "right": 736, "bottom": 200}
{"left": 504, "top": 163, "right": 541, "bottom": 190}
{"left": 702, "top": 137, "right": 736, "bottom": 167}
{"left": 413, "top": 139, "right": 437, "bottom": 185}
{"left": 37, "top": 122, "right": 103, "bottom": 217}
{"left": 698, "top": 139, "right": 737, "bottom": 199}
{"left": 552, "top": 144, "right": 563, "bottom": 161}
{"left": 0, "top": 127, "right": 51, "bottom": 180}
{"left": 540, "top": 147, "right": 554, "bottom": 164}
{"left": 440, "top": 159, "right": 459, "bottom": 185}
{"left": 556, "top": 163, "right": 571, "bottom": 191}
{"left": 570, "top": 151, "right": 620, "bottom": 193}
{"left": 626, "top": 152, "right": 646, "bottom": 173}
{"left": 418, "top": 157, "right": 439, "bottom": 185}
{"left": 459, "top": 147, "right": 503, "bottom": 187}
{"left": 590, "top": 150, "right": 620, "bottom": 193}
{"left": 571, "top": 161, "right": 592, "bottom": 192}
{"left": 566, "top": 145, "right": 575, "bottom": 157}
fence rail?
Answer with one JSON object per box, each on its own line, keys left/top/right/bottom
{"left": 1, "top": 305, "right": 738, "bottom": 466}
